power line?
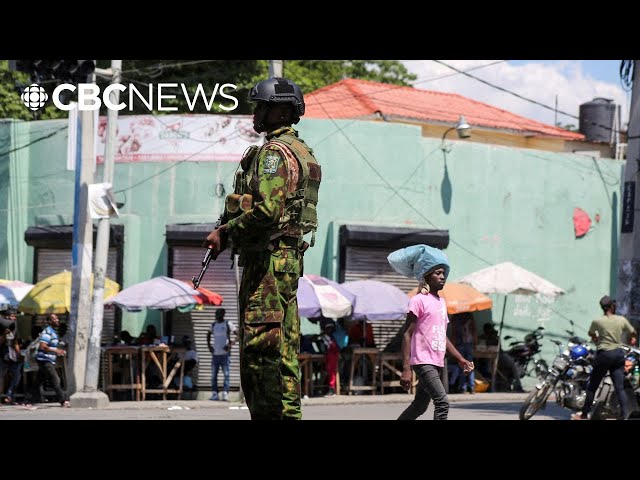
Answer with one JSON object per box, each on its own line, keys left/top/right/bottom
{"left": 314, "top": 93, "right": 586, "bottom": 328}
{"left": 112, "top": 131, "right": 248, "bottom": 194}
{"left": 307, "top": 60, "right": 507, "bottom": 108}
{"left": 434, "top": 60, "right": 624, "bottom": 136}
{"left": 0, "top": 125, "right": 67, "bottom": 157}
{"left": 119, "top": 60, "right": 218, "bottom": 76}
{"left": 314, "top": 96, "right": 492, "bottom": 266}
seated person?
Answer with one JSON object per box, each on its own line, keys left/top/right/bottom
{"left": 477, "top": 323, "right": 523, "bottom": 392}
{"left": 301, "top": 334, "right": 321, "bottom": 354}
{"left": 120, "top": 330, "right": 134, "bottom": 345}
{"left": 448, "top": 313, "right": 477, "bottom": 394}
{"left": 348, "top": 320, "right": 376, "bottom": 348}
{"left": 137, "top": 324, "right": 159, "bottom": 346}
{"left": 318, "top": 319, "right": 339, "bottom": 396}
{"left": 181, "top": 336, "right": 198, "bottom": 390}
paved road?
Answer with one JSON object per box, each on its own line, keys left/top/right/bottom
{"left": 0, "top": 393, "right": 570, "bottom": 420}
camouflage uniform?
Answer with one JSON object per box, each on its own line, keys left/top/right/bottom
{"left": 227, "top": 126, "right": 315, "bottom": 420}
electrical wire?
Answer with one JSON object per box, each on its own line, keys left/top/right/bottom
{"left": 305, "top": 61, "right": 507, "bottom": 108}
{"left": 313, "top": 93, "right": 591, "bottom": 329}
{"left": 0, "top": 125, "right": 67, "bottom": 157}
{"left": 434, "top": 60, "right": 624, "bottom": 136}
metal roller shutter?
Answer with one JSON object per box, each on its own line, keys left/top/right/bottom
{"left": 169, "top": 247, "right": 241, "bottom": 392}
{"left": 36, "top": 248, "right": 119, "bottom": 344}
{"left": 343, "top": 245, "right": 416, "bottom": 351}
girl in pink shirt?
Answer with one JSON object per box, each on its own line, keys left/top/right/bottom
{"left": 397, "top": 263, "right": 474, "bottom": 420}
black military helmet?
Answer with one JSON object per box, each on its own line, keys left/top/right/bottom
{"left": 248, "top": 77, "right": 305, "bottom": 118}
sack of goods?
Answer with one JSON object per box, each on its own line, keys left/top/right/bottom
{"left": 387, "top": 244, "right": 450, "bottom": 280}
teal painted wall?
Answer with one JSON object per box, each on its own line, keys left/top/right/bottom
{"left": 298, "top": 118, "right": 623, "bottom": 376}
{"left": 0, "top": 117, "right": 624, "bottom": 372}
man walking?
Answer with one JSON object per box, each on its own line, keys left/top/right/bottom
{"left": 33, "top": 313, "right": 69, "bottom": 407}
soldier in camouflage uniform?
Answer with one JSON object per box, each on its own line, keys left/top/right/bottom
{"left": 206, "top": 77, "right": 321, "bottom": 420}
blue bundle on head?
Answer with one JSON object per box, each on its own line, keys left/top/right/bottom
{"left": 387, "top": 244, "right": 450, "bottom": 281}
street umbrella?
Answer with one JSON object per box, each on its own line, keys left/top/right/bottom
{"left": 407, "top": 282, "right": 493, "bottom": 315}
{"left": 457, "top": 262, "right": 565, "bottom": 297}
{"left": 0, "top": 281, "right": 35, "bottom": 310}
{"left": 458, "top": 261, "right": 565, "bottom": 388}
{"left": 105, "top": 276, "right": 199, "bottom": 312}
{"left": 341, "top": 280, "right": 408, "bottom": 321}
{"left": 191, "top": 284, "right": 224, "bottom": 306}
{"left": 19, "top": 271, "right": 120, "bottom": 315}
{"left": 297, "top": 274, "right": 355, "bottom": 319}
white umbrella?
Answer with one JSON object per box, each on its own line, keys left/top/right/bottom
{"left": 0, "top": 281, "right": 35, "bottom": 309}
{"left": 457, "top": 262, "right": 565, "bottom": 297}
{"left": 458, "top": 262, "right": 565, "bottom": 389}
{"left": 105, "top": 276, "right": 199, "bottom": 312}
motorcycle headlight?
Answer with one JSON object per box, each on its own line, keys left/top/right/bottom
{"left": 553, "top": 356, "right": 569, "bottom": 371}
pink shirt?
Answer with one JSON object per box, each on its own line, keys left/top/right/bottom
{"left": 408, "top": 293, "right": 449, "bottom": 367}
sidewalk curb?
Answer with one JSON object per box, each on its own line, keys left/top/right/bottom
{"left": 91, "top": 392, "right": 529, "bottom": 411}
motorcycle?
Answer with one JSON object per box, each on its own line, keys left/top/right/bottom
{"left": 519, "top": 335, "right": 592, "bottom": 420}
{"left": 590, "top": 344, "right": 640, "bottom": 420}
{"left": 496, "top": 327, "right": 548, "bottom": 390}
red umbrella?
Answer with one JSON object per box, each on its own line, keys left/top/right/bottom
{"left": 186, "top": 283, "right": 223, "bottom": 306}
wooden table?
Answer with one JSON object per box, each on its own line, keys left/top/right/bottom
{"left": 140, "top": 346, "right": 185, "bottom": 400}
{"left": 298, "top": 353, "right": 326, "bottom": 397}
{"left": 345, "top": 347, "right": 379, "bottom": 395}
{"left": 474, "top": 347, "right": 500, "bottom": 391}
{"left": 378, "top": 352, "right": 417, "bottom": 394}
{"left": 102, "top": 346, "right": 142, "bottom": 401}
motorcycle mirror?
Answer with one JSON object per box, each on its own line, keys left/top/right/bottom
{"left": 504, "top": 335, "right": 512, "bottom": 340}
{"left": 536, "top": 326, "right": 544, "bottom": 330}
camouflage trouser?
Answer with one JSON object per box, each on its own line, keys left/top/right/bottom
{"left": 238, "top": 246, "right": 302, "bottom": 420}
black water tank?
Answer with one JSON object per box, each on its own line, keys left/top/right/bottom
{"left": 579, "top": 97, "right": 616, "bottom": 143}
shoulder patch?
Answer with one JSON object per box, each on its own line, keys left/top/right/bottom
{"left": 263, "top": 151, "right": 280, "bottom": 174}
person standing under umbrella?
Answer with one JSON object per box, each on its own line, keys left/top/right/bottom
{"left": 207, "top": 308, "right": 234, "bottom": 401}
{"left": 1, "top": 309, "right": 23, "bottom": 404}
{"left": 448, "top": 312, "right": 477, "bottom": 394}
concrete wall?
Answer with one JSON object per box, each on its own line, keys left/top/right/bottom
{"left": 0, "top": 116, "right": 625, "bottom": 367}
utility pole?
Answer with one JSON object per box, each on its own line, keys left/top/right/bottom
{"left": 76, "top": 60, "right": 122, "bottom": 408}
{"left": 269, "top": 60, "right": 283, "bottom": 78}
{"left": 617, "top": 60, "right": 640, "bottom": 326}
{"left": 67, "top": 108, "right": 95, "bottom": 398}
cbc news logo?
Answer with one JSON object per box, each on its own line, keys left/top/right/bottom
{"left": 19, "top": 82, "right": 238, "bottom": 112}
{"left": 21, "top": 83, "right": 49, "bottom": 111}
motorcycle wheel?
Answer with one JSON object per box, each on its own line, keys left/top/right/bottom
{"left": 519, "top": 382, "right": 552, "bottom": 420}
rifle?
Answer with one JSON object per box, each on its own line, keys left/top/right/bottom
{"left": 191, "top": 215, "right": 228, "bottom": 289}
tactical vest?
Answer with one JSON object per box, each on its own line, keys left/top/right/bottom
{"left": 226, "top": 131, "right": 321, "bottom": 247}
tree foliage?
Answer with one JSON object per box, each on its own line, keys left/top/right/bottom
{"left": 0, "top": 60, "right": 67, "bottom": 121}
{"left": 0, "top": 59, "right": 417, "bottom": 119}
